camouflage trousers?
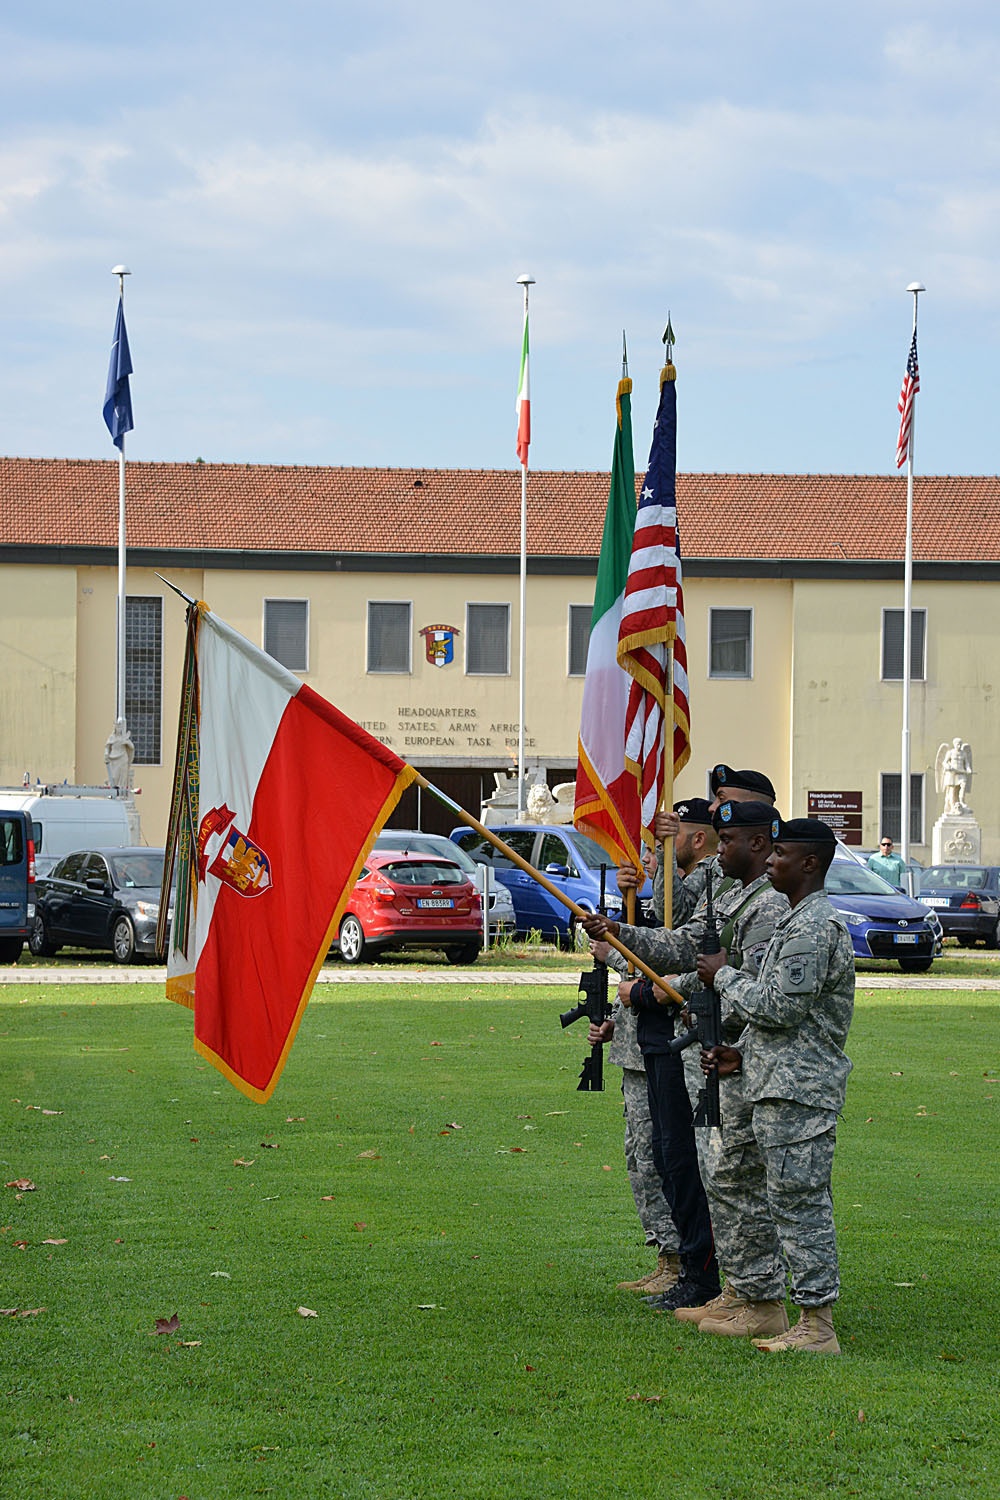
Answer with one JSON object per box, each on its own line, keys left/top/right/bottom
{"left": 685, "top": 1074, "right": 839, "bottom": 1305}
{"left": 751, "top": 1101, "right": 840, "bottom": 1307}
{"left": 689, "top": 1062, "right": 787, "bottom": 1302}
{"left": 621, "top": 1068, "right": 679, "bottom": 1253}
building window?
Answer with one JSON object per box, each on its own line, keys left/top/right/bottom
{"left": 708, "top": 608, "right": 753, "bottom": 678}
{"left": 467, "top": 603, "right": 510, "bottom": 675}
{"left": 264, "top": 599, "right": 309, "bottom": 672}
{"left": 881, "top": 608, "right": 926, "bottom": 681}
{"left": 879, "top": 772, "right": 924, "bottom": 844}
{"left": 367, "top": 602, "right": 412, "bottom": 674}
{"left": 126, "top": 596, "right": 162, "bottom": 765}
{"left": 568, "top": 604, "right": 592, "bottom": 676}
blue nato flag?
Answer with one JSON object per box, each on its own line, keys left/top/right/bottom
{"left": 103, "top": 298, "right": 134, "bottom": 449}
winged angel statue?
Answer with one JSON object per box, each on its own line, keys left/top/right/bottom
{"left": 935, "top": 739, "right": 973, "bottom": 816}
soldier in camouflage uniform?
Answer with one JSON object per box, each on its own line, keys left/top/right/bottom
{"left": 584, "top": 779, "right": 782, "bottom": 1313}
{"left": 589, "top": 805, "right": 716, "bottom": 1294}
{"left": 666, "top": 801, "right": 791, "bottom": 1340}
{"left": 698, "top": 817, "right": 854, "bottom": 1355}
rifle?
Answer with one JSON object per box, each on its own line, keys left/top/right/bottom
{"left": 559, "top": 865, "right": 612, "bottom": 1091}
{"left": 667, "top": 866, "right": 723, "bottom": 1128}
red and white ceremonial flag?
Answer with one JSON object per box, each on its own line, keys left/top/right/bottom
{"left": 895, "top": 329, "right": 920, "bottom": 469}
{"left": 516, "top": 303, "right": 530, "bottom": 467}
{"left": 618, "top": 361, "right": 691, "bottom": 843}
{"left": 164, "top": 603, "right": 416, "bottom": 1101}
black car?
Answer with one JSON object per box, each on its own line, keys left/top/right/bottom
{"left": 915, "top": 865, "right": 1000, "bottom": 947}
{"left": 29, "top": 847, "right": 172, "bottom": 963}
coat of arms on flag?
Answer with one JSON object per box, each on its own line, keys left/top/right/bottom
{"left": 419, "top": 624, "right": 460, "bottom": 667}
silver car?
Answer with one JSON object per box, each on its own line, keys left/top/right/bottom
{"left": 373, "top": 830, "right": 516, "bottom": 937}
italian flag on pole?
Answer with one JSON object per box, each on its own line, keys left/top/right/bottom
{"left": 573, "top": 377, "right": 643, "bottom": 871}
{"left": 516, "top": 306, "right": 530, "bottom": 467}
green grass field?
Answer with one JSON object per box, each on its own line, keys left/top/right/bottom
{"left": 1, "top": 978, "right": 997, "bottom": 1498}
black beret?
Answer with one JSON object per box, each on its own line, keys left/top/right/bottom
{"left": 673, "top": 797, "right": 714, "bottom": 825}
{"left": 775, "top": 817, "right": 836, "bottom": 845}
{"left": 713, "top": 800, "right": 781, "bottom": 833}
{"left": 710, "top": 764, "right": 777, "bottom": 800}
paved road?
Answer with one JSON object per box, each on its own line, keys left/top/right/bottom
{"left": 4, "top": 966, "right": 1000, "bottom": 989}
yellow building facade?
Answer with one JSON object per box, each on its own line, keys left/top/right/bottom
{"left": 1, "top": 459, "right": 997, "bottom": 860}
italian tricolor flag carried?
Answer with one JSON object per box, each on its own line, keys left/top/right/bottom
{"left": 573, "top": 377, "right": 644, "bottom": 870}
{"left": 516, "top": 306, "right": 530, "bottom": 467}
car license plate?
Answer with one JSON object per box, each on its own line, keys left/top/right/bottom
{"left": 922, "top": 897, "right": 949, "bottom": 908}
{"left": 417, "top": 898, "right": 453, "bottom": 909}
{"left": 894, "top": 933, "right": 919, "bottom": 944}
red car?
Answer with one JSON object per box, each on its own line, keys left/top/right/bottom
{"left": 337, "top": 852, "right": 483, "bottom": 965}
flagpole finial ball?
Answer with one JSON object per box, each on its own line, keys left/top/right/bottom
{"left": 906, "top": 282, "right": 925, "bottom": 294}
{"left": 516, "top": 274, "right": 535, "bottom": 285}
{"left": 111, "top": 265, "right": 132, "bottom": 277}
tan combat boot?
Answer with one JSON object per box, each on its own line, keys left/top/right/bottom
{"left": 700, "top": 1298, "right": 789, "bottom": 1339}
{"left": 753, "top": 1305, "right": 841, "bottom": 1355}
{"left": 673, "top": 1280, "right": 744, "bottom": 1325}
{"left": 617, "top": 1251, "right": 680, "bottom": 1293}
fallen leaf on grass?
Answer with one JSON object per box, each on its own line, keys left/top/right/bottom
{"left": 179, "top": 1341, "right": 202, "bottom": 1348}
{"left": 320, "top": 1195, "right": 336, "bottom": 1202}
{"left": 429, "top": 1041, "right": 443, "bottom": 1047}
{"left": 544, "top": 1111, "right": 567, "bottom": 1116}
{"left": 259, "top": 1142, "right": 279, "bottom": 1149}
{"left": 297, "top": 1306, "right": 318, "bottom": 1318}
{"left": 285, "top": 1116, "right": 306, "bottom": 1122}
{"left": 445, "top": 1122, "right": 463, "bottom": 1129}
{"left": 209, "top": 1271, "right": 231, "bottom": 1279}
{"left": 109, "top": 1176, "right": 131, "bottom": 1182}
{"left": 0, "top": 1307, "right": 45, "bottom": 1318}
{"left": 4, "top": 1180, "right": 35, "bottom": 1192}
{"left": 857, "top": 1409, "right": 866, "bottom": 1423}
{"left": 26, "top": 1106, "right": 63, "bottom": 1115}
{"left": 233, "top": 1159, "right": 255, "bottom": 1167}
{"left": 601, "top": 1165, "right": 612, "bottom": 1172}
{"left": 153, "top": 1314, "right": 180, "bottom": 1335}
{"left": 417, "top": 1304, "right": 440, "bottom": 1310}
{"left": 938, "top": 1352, "right": 963, "bottom": 1362}
{"left": 41, "top": 1239, "right": 68, "bottom": 1246}
{"left": 352, "top": 1222, "right": 367, "bottom": 1231}
{"left": 13, "top": 1240, "right": 28, "bottom": 1250}
{"left": 627, "top": 1393, "right": 662, "bottom": 1403}
{"left": 893, "top": 1282, "right": 916, "bottom": 1288}
{"left": 357, "top": 1150, "right": 381, "bottom": 1160}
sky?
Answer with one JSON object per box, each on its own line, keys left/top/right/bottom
{"left": 2, "top": 0, "right": 998, "bottom": 477}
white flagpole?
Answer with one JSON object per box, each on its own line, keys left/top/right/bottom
{"left": 112, "top": 264, "right": 131, "bottom": 732}
{"left": 516, "top": 274, "right": 534, "bottom": 819}
{"left": 900, "top": 282, "right": 924, "bottom": 880}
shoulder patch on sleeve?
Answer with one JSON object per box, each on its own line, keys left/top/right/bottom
{"left": 779, "top": 936, "right": 817, "bottom": 994}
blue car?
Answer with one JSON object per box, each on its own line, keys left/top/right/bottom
{"left": 449, "top": 823, "right": 651, "bottom": 946}
{"left": 826, "top": 848, "right": 940, "bottom": 972}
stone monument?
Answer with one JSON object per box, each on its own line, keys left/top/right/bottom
{"left": 932, "top": 738, "right": 980, "bottom": 864}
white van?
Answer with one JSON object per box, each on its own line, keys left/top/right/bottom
{"left": 0, "top": 787, "right": 142, "bottom": 876}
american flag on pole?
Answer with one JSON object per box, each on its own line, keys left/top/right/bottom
{"left": 895, "top": 330, "right": 920, "bottom": 469}
{"left": 617, "top": 362, "right": 691, "bottom": 843}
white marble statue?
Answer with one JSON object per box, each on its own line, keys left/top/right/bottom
{"left": 935, "top": 738, "right": 973, "bottom": 816}
{"left": 525, "top": 781, "right": 576, "bottom": 824}
{"left": 104, "top": 718, "right": 135, "bottom": 794}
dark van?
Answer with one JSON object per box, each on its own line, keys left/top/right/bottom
{"left": 0, "top": 808, "right": 34, "bottom": 963}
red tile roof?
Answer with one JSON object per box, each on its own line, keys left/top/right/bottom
{"left": 1, "top": 457, "right": 998, "bottom": 563}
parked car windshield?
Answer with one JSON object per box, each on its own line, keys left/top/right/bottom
{"left": 826, "top": 858, "right": 899, "bottom": 897}
{"left": 375, "top": 832, "right": 480, "bottom": 876}
{"left": 109, "top": 852, "right": 166, "bottom": 888}
{"left": 382, "top": 860, "right": 466, "bottom": 886}
{"left": 922, "top": 866, "right": 990, "bottom": 889}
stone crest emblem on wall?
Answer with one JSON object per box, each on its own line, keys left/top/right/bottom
{"left": 419, "top": 624, "right": 461, "bottom": 667}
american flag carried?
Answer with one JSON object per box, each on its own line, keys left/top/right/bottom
{"left": 618, "top": 355, "right": 691, "bottom": 844}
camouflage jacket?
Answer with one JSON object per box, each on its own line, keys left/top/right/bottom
{"left": 670, "top": 873, "right": 790, "bottom": 1041}
{"left": 714, "top": 890, "right": 855, "bottom": 1112}
{"left": 657, "top": 851, "right": 718, "bottom": 929}
{"left": 624, "top": 870, "right": 789, "bottom": 1052}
